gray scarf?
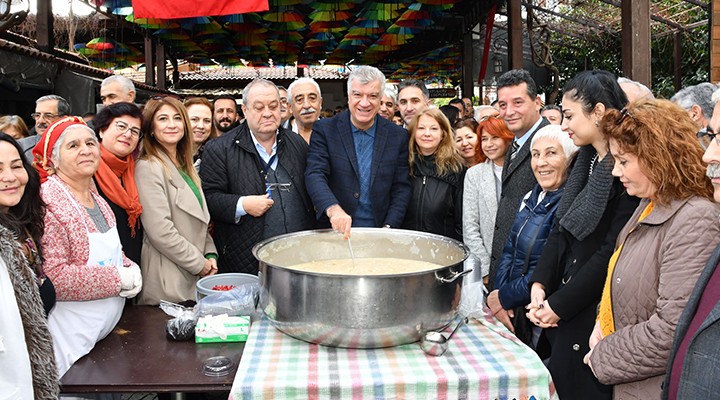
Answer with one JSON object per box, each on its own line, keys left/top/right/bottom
{"left": 1, "top": 225, "right": 59, "bottom": 399}
{"left": 556, "top": 146, "right": 615, "bottom": 241}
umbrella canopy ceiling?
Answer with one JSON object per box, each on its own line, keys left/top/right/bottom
{"left": 82, "top": 0, "right": 497, "bottom": 83}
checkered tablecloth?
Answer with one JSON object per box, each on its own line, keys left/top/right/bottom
{"left": 230, "top": 314, "right": 558, "bottom": 400}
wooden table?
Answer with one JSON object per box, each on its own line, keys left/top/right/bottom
{"left": 60, "top": 305, "right": 245, "bottom": 394}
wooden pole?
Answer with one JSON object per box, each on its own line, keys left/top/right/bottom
{"left": 462, "top": 31, "right": 474, "bottom": 100}
{"left": 621, "top": 0, "right": 651, "bottom": 86}
{"left": 144, "top": 36, "right": 155, "bottom": 87}
{"left": 711, "top": 0, "right": 720, "bottom": 83}
{"left": 508, "top": 0, "right": 523, "bottom": 70}
{"left": 36, "top": 0, "right": 54, "bottom": 54}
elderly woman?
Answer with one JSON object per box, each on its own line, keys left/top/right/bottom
{"left": 135, "top": 97, "right": 217, "bottom": 306}
{"left": 402, "top": 108, "right": 465, "bottom": 240}
{"left": 0, "top": 132, "right": 58, "bottom": 398}
{"left": 454, "top": 119, "right": 480, "bottom": 168}
{"left": 526, "top": 71, "right": 639, "bottom": 400}
{"left": 184, "top": 97, "right": 218, "bottom": 170}
{"left": 462, "top": 115, "right": 513, "bottom": 284}
{"left": 488, "top": 125, "right": 577, "bottom": 350}
{"left": 92, "top": 102, "right": 144, "bottom": 265}
{"left": 0, "top": 115, "right": 30, "bottom": 139}
{"left": 32, "top": 117, "right": 142, "bottom": 376}
{"left": 583, "top": 99, "right": 720, "bottom": 400}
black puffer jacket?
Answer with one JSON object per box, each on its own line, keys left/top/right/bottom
{"left": 402, "top": 155, "right": 465, "bottom": 240}
{"left": 200, "top": 123, "right": 314, "bottom": 274}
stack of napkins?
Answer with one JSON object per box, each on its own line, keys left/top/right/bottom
{"left": 195, "top": 314, "right": 250, "bottom": 343}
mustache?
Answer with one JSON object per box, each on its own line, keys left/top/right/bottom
{"left": 218, "top": 118, "right": 232, "bottom": 123}
{"left": 707, "top": 163, "right": 720, "bottom": 179}
{"left": 300, "top": 107, "right": 317, "bottom": 116}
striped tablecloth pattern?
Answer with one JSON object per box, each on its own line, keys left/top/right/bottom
{"left": 231, "top": 314, "right": 558, "bottom": 400}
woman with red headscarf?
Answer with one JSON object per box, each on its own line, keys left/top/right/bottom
{"left": 32, "top": 116, "right": 142, "bottom": 376}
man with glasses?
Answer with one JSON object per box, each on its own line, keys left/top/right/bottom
{"left": 671, "top": 82, "right": 717, "bottom": 149}
{"left": 200, "top": 79, "right": 314, "bottom": 274}
{"left": 19, "top": 94, "right": 70, "bottom": 162}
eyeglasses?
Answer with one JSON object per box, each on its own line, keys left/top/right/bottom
{"left": 30, "top": 112, "right": 61, "bottom": 121}
{"left": 706, "top": 127, "right": 720, "bottom": 146}
{"left": 265, "top": 182, "right": 292, "bottom": 192}
{"left": 615, "top": 107, "right": 635, "bottom": 125}
{"left": 478, "top": 114, "right": 502, "bottom": 123}
{"left": 114, "top": 121, "right": 143, "bottom": 138}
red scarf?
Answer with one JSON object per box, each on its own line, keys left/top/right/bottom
{"left": 94, "top": 146, "right": 142, "bottom": 236}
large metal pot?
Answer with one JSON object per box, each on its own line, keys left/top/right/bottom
{"left": 252, "top": 228, "right": 470, "bottom": 348}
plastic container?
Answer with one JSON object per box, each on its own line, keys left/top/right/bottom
{"left": 196, "top": 273, "right": 259, "bottom": 301}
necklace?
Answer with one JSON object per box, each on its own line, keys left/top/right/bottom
{"left": 588, "top": 153, "right": 600, "bottom": 176}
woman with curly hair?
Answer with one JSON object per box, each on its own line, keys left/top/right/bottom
{"left": 584, "top": 99, "right": 720, "bottom": 400}
{"left": 402, "top": 108, "right": 465, "bottom": 240}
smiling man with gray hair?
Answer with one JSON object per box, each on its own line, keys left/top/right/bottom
{"left": 287, "top": 77, "right": 322, "bottom": 143}
{"left": 305, "top": 65, "right": 411, "bottom": 238}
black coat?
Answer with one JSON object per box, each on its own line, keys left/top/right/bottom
{"left": 401, "top": 155, "right": 465, "bottom": 240}
{"left": 530, "top": 175, "right": 639, "bottom": 400}
{"left": 200, "top": 123, "right": 314, "bottom": 274}
{"left": 488, "top": 118, "right": 549, "bottom": 290}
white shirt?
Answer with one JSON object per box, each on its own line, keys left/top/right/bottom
{"left": 0, "top": 258, "right": 34, "bottom": 399}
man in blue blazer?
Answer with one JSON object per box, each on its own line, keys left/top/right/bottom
{"left": 305, "top": 66, "right": 411, "bottom": 238}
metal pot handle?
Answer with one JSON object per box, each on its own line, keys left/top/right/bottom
{"left": 435, "top": 268, "right": 472, "bottom": 284}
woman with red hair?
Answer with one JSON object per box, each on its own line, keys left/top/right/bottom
{"left": 462, "top": 116, "right": 513, "bottom": 284}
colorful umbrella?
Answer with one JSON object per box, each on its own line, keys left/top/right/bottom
{"left": 86, "top": 37, "right": 116, "bottom": 51}
{"left": 125, "top": 14, "right": 179, "bottom": 29}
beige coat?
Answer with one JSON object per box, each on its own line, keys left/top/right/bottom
{"left": 590, "top": 197, "right": 720, "bottom": 400}
{"left": 134, "top": 153, "right": 216, "bottom": 305}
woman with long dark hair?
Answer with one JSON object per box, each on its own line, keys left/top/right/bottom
{"left": 527, "top": 70, "right": 640, "bottom": 399}
{"left": 0, "top": 132, "right": 58, "bottom": 398}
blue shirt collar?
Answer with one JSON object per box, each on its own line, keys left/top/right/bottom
{"left": 351, "top": 116, "right": 377, "bottom": 138}
{"left": 515, "top": 116, "right": 543, "bottom": 149}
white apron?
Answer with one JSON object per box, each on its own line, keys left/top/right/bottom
{"left": 47, "top": 181, "right": 125, "bottom": 377}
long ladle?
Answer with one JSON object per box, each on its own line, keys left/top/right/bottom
{"left": 347, "top": 235, "right": 356, "bottom": 268}
{"left": 420, "top": 317, "right": 468, "bottom": 356}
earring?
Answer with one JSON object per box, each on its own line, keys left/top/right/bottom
{"left": 594, "top": 120, "right": 599, "bottom": 127}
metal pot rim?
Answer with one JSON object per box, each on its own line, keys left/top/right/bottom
{"left": 252, "top": 228, "right": 469, "bottom": 278}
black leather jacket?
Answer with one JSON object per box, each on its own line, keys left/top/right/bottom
{"left": 401, "top": 154, "right": 465, "bottom": 240}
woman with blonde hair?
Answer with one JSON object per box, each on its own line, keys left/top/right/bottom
{"left": 402, "top": 108, "right": 465, "bottom": 240}
{"left": 135, "top": 97, "right": 217, "bottom": 305}
{"left": 0, "top": 115, "right": 30, "bottom": 139}
{"left": 584, "top": 99, "right": 720, "bottom": 400}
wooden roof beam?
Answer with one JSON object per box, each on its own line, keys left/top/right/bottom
{"left": 521, "top": 1, "right": 615, "bottom": 33}
{"left": 597, "top": 0, "right": 686, "bottom": 30}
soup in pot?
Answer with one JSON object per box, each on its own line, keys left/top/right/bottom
{"left": 289, "top": 257, "right": 441, "bottom": 275}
